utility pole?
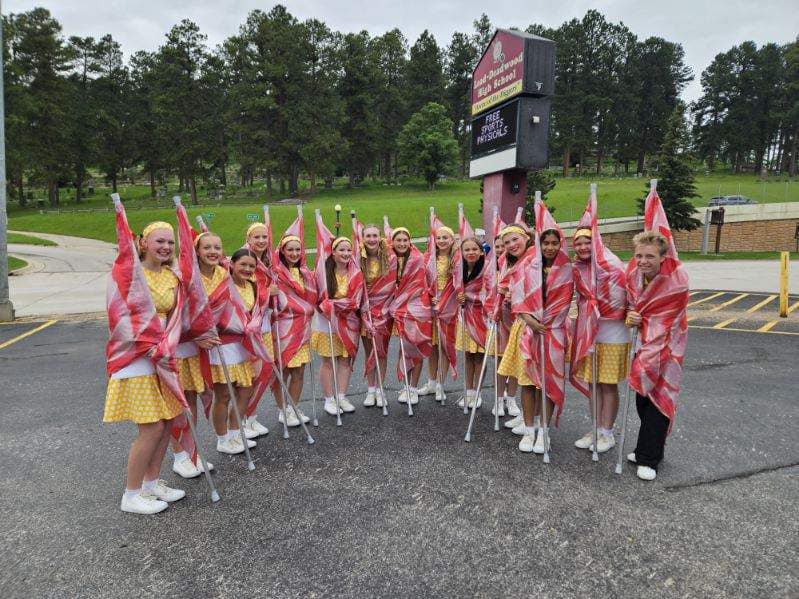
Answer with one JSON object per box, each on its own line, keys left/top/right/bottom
{"left": 0, "top": 0, "right": 15, "bottom": 321}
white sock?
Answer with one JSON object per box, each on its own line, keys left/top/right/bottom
{"left": 324, "top": 396, "right": 334, "bottom": 403}
{"left": 123, "top": 488, "right": 140, "bottom": 501}
{"left": 217, "top": 434, "right": 228, "bottom": 443}
{"left": 523, "top": 426, "right": 536, "bottom": 436}
{"left": 228, "top": 429, "right": 240, "bottom": 441}
{"left": 173, "top": 450, "right": 188, "bottom": 462}
{"left": 534, "top": 416, "right": 541, "bottom": 428}
{"left": 466, "top": 389, "right": 475, "bottom": 397}
{"left": 368, "top": 386, "right": 376, "bottom": 393}
{"left": 409, "top": 387, "right": 417, "bottom": 394}
{"left": 600, "top": 427, "right": 613, "bottom": 437}
{"left": 142, "top": 479, "right": 156, "bottom": 492}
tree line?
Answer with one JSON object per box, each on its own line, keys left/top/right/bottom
{"left": 3, "top": 6, "right": 797, "bottom": 208}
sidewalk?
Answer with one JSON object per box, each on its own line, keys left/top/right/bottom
{"left": 8, "top": 231, "right": 115, "bottom": 317}
{"left": 683, "top": 259, "right": 799, "bottom": 293}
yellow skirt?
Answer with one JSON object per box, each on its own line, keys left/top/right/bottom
{"left": 104, "top": 374, "right": 184, "bottom": 424}
{"left": 576, "top": 343, "right": 630, "bottom": 384}
{"left": 211, "top": 361, "right": 254, "bottom": 387}
{"left": 177, "top": 356, "right": 204, "bottom": 393}
{"left": 497, "top": 319, "right": 535, "bottom": 387}
{"left": 286, "top": 343, "right": 311, "bottom": 368}
{"left": 430, "top": 317, "right": 439, "bottom": 346}
{"left": 262, "top": 332, "right": 274, "bottom": 360}
{"left": 456, "top": 320, "right": 483, "bottom": 353}
{"left": 311, "top": 331, "right": 349, "bottom": 358}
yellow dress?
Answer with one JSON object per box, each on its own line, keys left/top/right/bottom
{"left": 311, "top": 272, "right": 350, "bottom": 358}
{"left": 361, "top": 257, "right": 382, "bottom": 336}
{"left": 456, "top": 319, "right": 484, "bottom": 353}
{"left": 177, "top": 353, "right": 204, "bottom": 393}
{"left": 280, "top": 267, "right": 311, "bottom": 368}
{"left": 103, "top": 267, "right": 184, "bottom": 424}
{"left": 431, "top": 254, "right": 450, "bottom": 346}
{"left": 210, "top": 277, "right": 255, "bottom": 387}
{"left": 576, "top": 343, "right": 630, "bottom": 384}
{"left": 497, "top": 318, "right": 535, "bottom": 387}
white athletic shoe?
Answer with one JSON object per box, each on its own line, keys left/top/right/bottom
{"left": 338, "top": 397, "right": 356, "bottom": 413}
{"left": 532, "top": 429, "right": 550, "bottom": 455}
{"left": 324, "top": 398, "right": 342, "bottom": 415}
{"left": 574, "top": 431, "right": 594, "bottom": 450}
{"left": 278, "top": 409, "right": 301, "bottom": 427}
{"left": 518, "top": 434, "right": 536, "bottom": 453}
{"left": 417, "top": 380, "right": 436, "bottom": 396}
{"left": 296, "top": 409, "right": 310, "bottom": 423}
{"left": 468, "top": 395, "right": 482, "bottom": 409}
{"left": 120, "top": 493, "right": 168, "bottom": 515}
{"left": 245, "top": 416, "right": 269, "bottom": 437}
{"left": 363, "top": 390, "right": 376, "bottom": 407}
{"left": 505, "top": 397, "right": 521, "bottom": 417}
{"left": 456, "top": 395, "right": 465, "bottom": 408}
{"left": 409, "top": 391, "right": 419, "bottom": 405}
{"left": 435, "top": 383, "right": 446, "bottom": 402}
{"left": 591, "top": 433, "right": 616, "bottom": 454}
{"left": 397, "top": 389, "right": 409, "bottom": 404}
{"left": 375, "top": 390, "right": 386, "bottom": 407}
{"left": 230, "top": 434, "right": 256, "bottom": 449}
{"left": 504, "top": 415, "right": 524, "bottom": 429}
{"left": 491, "top": 401, "right": 506, "bottom": 417}
{"left": 145, "top": 480, "right": 185, "bottom": 503}
{"left": 217, "top": 438, "right": 244, "bottom": 455}
{"left": 194, "top": 459, "right": 214, "bottom": 473}
{"left": 637, "top": 465, "right": 657, "bottom": 481}
{"left": 627, "top": 452, "right": 637, "bottom": 463}
{"left": 511, "top": 422, "right": 527, "bottom": 436}
{"left": 243, "top": 424, "right": 259, "bottom": 439}
{"left": 172, "top": 457, "right": 201, "bottom": 479}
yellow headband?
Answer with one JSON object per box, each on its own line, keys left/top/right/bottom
{"left": 574, "top": 228, "right": 592, "bottom": 240}
{"left": 332, "top": 236, "right": 351, "bottom": 250}
{"left": 279, "top": 235, "right": 301, "bottom": 249}
{"left": 193, "top": 231, "right": 218, "bottom": 248}
{"left": 246, "top": 222, "right": 267, "bottom": 237}
{"left": 500, "top": 225, "right": 529, "bottom": 238}
{"left": 142, "top": 221, "right": 173, "bottom": 239}
{"left": 436, "top": 226, "right": 455, "bottom": 237}
{"left": 392, "top": 227, "right": 410, "bottom": 239}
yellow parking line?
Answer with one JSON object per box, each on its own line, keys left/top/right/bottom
{"left": 689, "top": 325, "right": 799, "bottom": 336}
{"left": 687, "top": 293, "right": 750, "bottom": 322}
{"left": 0, "top": 319, "right": 58, "bottom": 350}
{"left": 687, "top": 291, "right": 725, "bottom": 307}
{"left": 758, "top": 300, "right": 799, "bottom": 332}
{"left": 714, "top": 295, "right": 777, "bottom": 329}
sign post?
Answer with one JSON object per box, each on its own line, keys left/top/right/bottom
{"left": 469, "top": 29, "right": 555, "bottom": 232}
{"left": 0, "top": 1, "right": 14, "bottom": 322}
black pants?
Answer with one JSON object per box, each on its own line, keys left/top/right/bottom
{"left": 633, "top": 393, "right": 670, "bottom": 470}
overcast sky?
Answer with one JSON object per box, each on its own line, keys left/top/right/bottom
{"left": 5, "top": 0, "right": 798, "bottom": 101}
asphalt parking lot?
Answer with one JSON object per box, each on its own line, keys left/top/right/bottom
{"left": 1, "top": 296, "right": 797, "bottom": 598}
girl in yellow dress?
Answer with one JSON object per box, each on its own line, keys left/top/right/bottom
{"left": 312, "top": 237, "right": 357, "bottom": 416}
{"left": 455, "top": 237, "right": 487, "bottom": 409}
{"left": 419, "top": 225, "right": 455, "bottom": 401}
{"left": 104, "top": 221, "right": 187, "bottom": 515}
{"left": 488, "top": 236, "right": 520, "bottom": 418}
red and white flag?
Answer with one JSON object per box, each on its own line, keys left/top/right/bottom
{"left": 424, "top": 208, "right": 458, "bottom": 377}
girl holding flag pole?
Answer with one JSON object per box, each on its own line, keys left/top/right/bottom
{"left": 311, "top": 210, "right": 365, "bottom": 420}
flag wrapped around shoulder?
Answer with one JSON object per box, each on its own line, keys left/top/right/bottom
{"left": 513, "top": 194, "right": 574, "bottom": 423}
{"left": 271, "top": 207, "right": 317, "bottom": 366}
{"left": 245, "top": 206, "right": 275, "bottom": 314}
{"left": 569, "top": 187, "right": 627, "bottom": 398}
{"left": 450, "top": 205, "right": 488, "bottom": 348}
{"left": 481, "top": 207, "right": 503, "bottom": 320}
{"left": 385, "top": 215, "right": 433, "bottom": 378}
{"left": 425, "top": 207, "right": 458, "bottom": 377}
{"left": 353, "top": 215, "right": 397, "bottom": 372}
{"left": 625, "top": 181, "right": 689, "bottom": 430}
{"left": 314, "top": 210, "right": 364, "bottom": 357}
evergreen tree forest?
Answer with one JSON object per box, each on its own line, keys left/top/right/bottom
{"left": 3, "top": 6, "right": 798, "bottom": 207}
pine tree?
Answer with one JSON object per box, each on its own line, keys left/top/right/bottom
{"left": 406, "top": 30, "right": 444, "bottom": 115}
{"left": 638, "top": 102, "right": 700, "bottom": 231}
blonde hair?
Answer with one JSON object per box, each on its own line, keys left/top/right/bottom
{"left": 632, "top": 230, "right": 668, "bottom": 256}
{"left": 360, "top": 224, "right": 390, "bottom": 277}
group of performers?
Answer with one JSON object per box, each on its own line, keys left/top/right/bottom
{"left": 103, "top": 182, "right": 689, "bottom": 515}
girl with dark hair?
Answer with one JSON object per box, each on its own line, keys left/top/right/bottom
{"left": 455, "top": 237, "right": 488, "bottom": 409}
{"left": 488, "top": 236, "right": 520, "bottom": 419}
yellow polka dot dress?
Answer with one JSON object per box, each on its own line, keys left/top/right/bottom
{"left": 312, "top": 272, "right": 350, "bottom": 358}
{"left": 284, "top": 267, "right": 312, "bottom": 368}
{"left": 456, "top": 319, "right": 484, "bottom": 354}
{"left": 210, "top": 279, "right": 255, "bottom": 387}
{"left": 497, "top": 318, "right": 535, "bottom": 387}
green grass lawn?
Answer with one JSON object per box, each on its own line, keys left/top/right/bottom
{"left": 8, "top": 174, "right": 798, "bottom": 251}
{"left": 7, "top": 232, "right": 56, "bottom": 246}
{"left": 8, "top": 256, "right": 27, "bottom": 272}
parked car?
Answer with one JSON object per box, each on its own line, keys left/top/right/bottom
{"left": 708, "top": 195, "right": 757, "bottom": 206}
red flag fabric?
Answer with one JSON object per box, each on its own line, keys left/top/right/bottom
{"left": 424, "top": 209, "right": 458, "bottom": 377}
{"left": 314, "top": 210, "right": 365, "bottom": 357}
{"left": 512, "top": 197, "right": 573, "bottom": 423}
{"left": 450, "top": 206, "right": 487, "bottom": 348}
{"left": 569, "top": 190, "right": 627, "bottom": 398}
{"left": 385, "top": 218, "right": 433, "bottom": 378}
{"left": 625, "top": 183, "right": 689, "bottom": 430}
{"left": 271, "top": 210, "right": 317, "bottom": 366}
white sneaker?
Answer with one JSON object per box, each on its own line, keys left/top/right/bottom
{"left": 468, "top": 395, "right": 482, "bottom": 409}
{"left": 243, "top": 424, "right": 259, "bottom": 439}
{"left": 145, "top": 480, "right": 186, "bottom": 503}
{"left": 627, "top": 452, "right": 637, "bottom": 463}
{"left": 504, "top": 415, "right": 523, "bottom": 429}
{"left": 591, "top": 433, "right": 616, "bottom": 454}
{"left": 363, "top": 390, "right": 376, "bottom": 407}
{"left": 230, "top": 435, "right": 256, "bottom": 449}
{"left": 410, "top": 391, "right": 419, "bottom": 405}
{"left": 245, "top": 416, "right": 269, "bottom": 437}
{"left": 505, "top": 397, "right": 521, "bottom": 417}
{"left": 217, "top": 438, "right": 244, "bottom": 455}
{"left": 338, "top": 397, "right": 356, "bottom": 413}
{"left": 194, "top": 459, "right": 214, "bottom": 472}
{"left": 417, "top": 380, "right": 436, "bottom": 396}
{"left": 491, "top": 401, "right": 506, "bottom": 417}
{"left": 121, "top": 492, "right": 168, "bottom": 515}
{"left": 637, "top": 465, "right": 657, "bottom": 481}
{"left": 435, "top": 383, "right": 446, "bottom": 402}
{"left": 511, "top": 422, "right": 527, "bottom": 436}
{"left": 518, "top": 434, "right": 536, "bottom": 453}
{"left": 296, "top": 409, "right": 310, "bottom": 423}
{"left": 375, "top": 390, "right": 386, "bottom": 407}
{"left": 532, "top": 429, "right": 550, "bottom": 455}
{"left": 574, "top": 431, "right": 594, "bottom": 450}
{"left": 278, "top": 409, "right": 301, "bottom": 427}
{"left": 397, "top": 389, "right": 409, "bottom": 404}
{"left": 172, "top": 457, "right": 201, "bottom": 479}
{"left": 324, "top": 398, "right": 342, "bottom": 415}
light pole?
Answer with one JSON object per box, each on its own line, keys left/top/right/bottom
{"left": 0, "top": 0, "right": 15, "bottom": 321}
